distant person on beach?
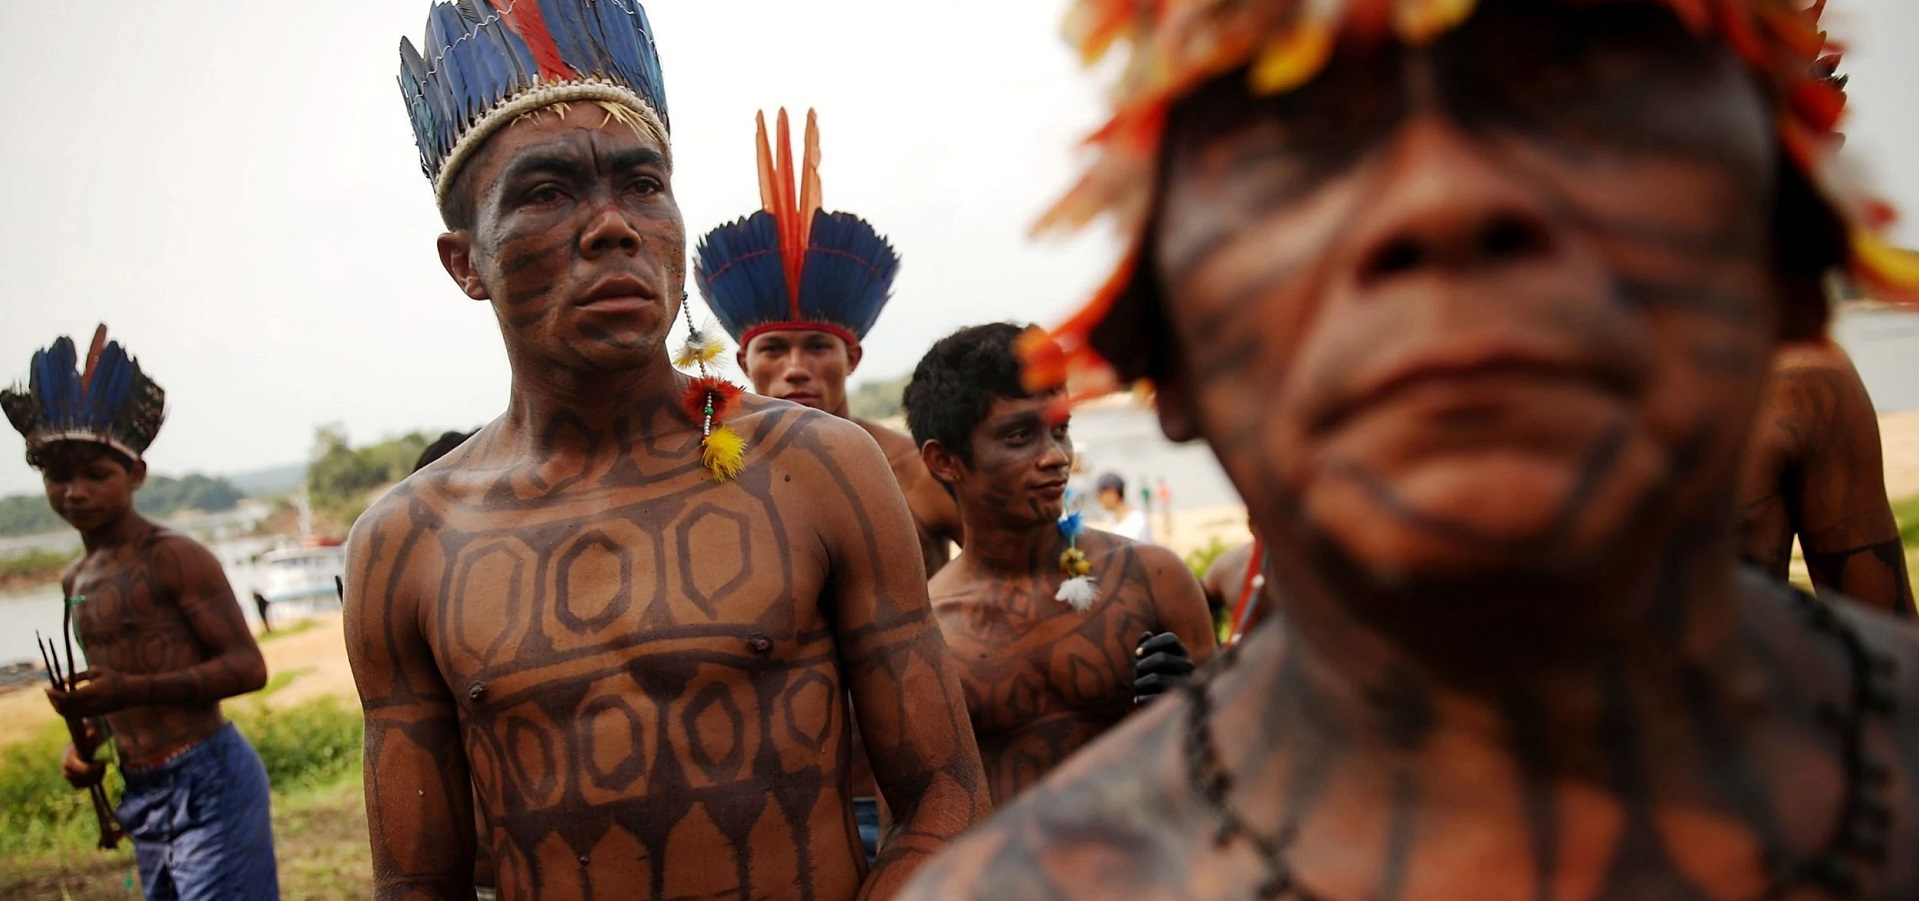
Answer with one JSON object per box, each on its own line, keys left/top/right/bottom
{"left": 1739, "top": 342, "right": 1914, "bottom": 615}
{"left": 1094, "top": 472, "right": 1154, "bottom": 543}
{"left": 905, "top": 3, "right": 1919, "bottom": 898}
{"left": 695, "top": 113, "right": 963, "bottom": 579}
{"left": 4, "top": 326, "right": 277, "bottom": 899}
{"left": 250, "top": 590, "right": 271, "bottom": 634}
{"left": 349, "top": 8, "right": 989, "bottom": 900}
{"left": 905, "top": 323, "right": 1216, "bottom": 806}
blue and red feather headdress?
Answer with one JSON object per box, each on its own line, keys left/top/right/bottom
{"left": 398, "top": 0, "right": 670, "bottom": 204}
{"left": 2, "top": 325, "right": 166, "bottom": 463}
{"left": 694, "top": 110, "right": 902, "bottom": 350}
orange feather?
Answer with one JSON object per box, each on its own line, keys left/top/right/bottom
{"left": 798, "top": 109, "right": 824, "bottom": 254}
{"left": 756, "top": 112, "right": 780, "bottom": 216}
{"left": 775, "top": 110, "right": 804, "bottom": 311}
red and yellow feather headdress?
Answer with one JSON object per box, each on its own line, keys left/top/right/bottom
{"left": 1022, "top": 0, "right": 1919, "bottom": 394}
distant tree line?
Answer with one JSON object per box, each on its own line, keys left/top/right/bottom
{"left": 306, "top": 425, "right": 435, "bottom": 523}
{"left": 848, "top": 373, "right": 912, "bottom": 421}
{"left": 0, "top": 473, "right": 246, "bottom": 537}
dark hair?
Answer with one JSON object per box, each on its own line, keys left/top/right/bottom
{"left": 904, "top": 323, "right": 1036, "bottom": 464}
{"left": 413, "top": 429, "right": 477, "bottom": 474}
{"left": 439, "top": 165, "right": 478, "bottom": 233}
{"left": 29, "top": 440, "right": 134, "bottom": 477}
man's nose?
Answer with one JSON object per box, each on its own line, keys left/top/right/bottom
{"left": 1341, "top": 114, "right": 1561, "bottom": 289}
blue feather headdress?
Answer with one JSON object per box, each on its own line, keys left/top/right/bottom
{"left": 2, "top": 326, "right": 166, "bottom": 463}
{"left": 694, "top": 109, "right": 901, "bottom": 349}
{"left": 399, "top": 0, "right": 670, "bottom": 204}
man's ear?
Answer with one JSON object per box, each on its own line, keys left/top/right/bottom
{"left": 736, "top": 348, "right": 751, "bottom": 375}
{"left": 845, "top": 340, "right": 865, "bottom": 375}
{"left": 129, "top": 459, "right": 148, "bottom": 491}
{"left": 921, "top": 439, "right": 965, "bottom": 489}
{"left": 437, "top": 232, "right": 490, "bottom": 301}
{"left": 1153, "top": 371, "right": 1202, "bottom": 443}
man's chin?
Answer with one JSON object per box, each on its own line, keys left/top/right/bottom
{"left": 1305, "top": 457, "right": 1635, "bottom": 580}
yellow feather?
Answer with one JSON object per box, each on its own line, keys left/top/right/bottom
{"left": 673, "top": 340, "right": 726, "bottom": 370}
{"left": 703, "top": 424, "right": 748, "bottom": 482}
{"left": 1249, "top": 24, "right": 1335, "bottom": 95}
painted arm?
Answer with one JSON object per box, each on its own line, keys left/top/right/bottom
{"left": 1783, "top": 348, "right": 1914, "bottom": 616}
{"left": 343, "top": 499, "right": 476, "bottom": 900}
{"left": 47, "top": 535, "right": 267, "bottom": 718}
{"left": 816, "top": 425, "right": 993, "bottom": 898}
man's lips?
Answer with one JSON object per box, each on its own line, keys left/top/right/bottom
{"left": 575, "top": 274, "right": 657, "bottom": 312}
{"left": 1317, "top": 342, "right": 1638, "bottom": 435}
{"left": 1032, "top": 480, "right": 1068, "bottom": 499}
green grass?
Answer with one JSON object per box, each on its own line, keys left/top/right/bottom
{"left": 0, "top": 698, "right": 369, "bottom": 899}
{"left": 1894, "top": 494, "right": 1919, "bottom": 548}
{"left": 0, "top": 548, "right": 72, "bottom": 585}
{"left": 1183, "top": 535, "right": 1231, "bottom": 579}
{"left": 257, "top": 618, "right": 322, "bottom": 644}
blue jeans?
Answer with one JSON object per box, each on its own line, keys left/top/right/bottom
{"left": 853, "top": 796, "right": 881, "bottom": 866}
{"left": 117, "top": 723, "right": 279, "bottom": 900}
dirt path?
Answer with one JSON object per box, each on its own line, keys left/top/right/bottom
{"left": 0, "top": 614, "right": 357, "bottom": 750}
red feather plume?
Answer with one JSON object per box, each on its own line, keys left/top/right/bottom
{"left": 489, "top": 0, "right": 569, "bottom": 83}
{"left": 80, "top": 325, "right": 108, "bottom": 392}
{"left": 682, "top": 377, "right": 744, "bottom": 425}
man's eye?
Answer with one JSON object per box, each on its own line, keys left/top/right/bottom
{"left": 528, "top": 185, "right": 567, "bottom": 204}
{"left": 630, "top": 176, "right": 663, "bottom": 196}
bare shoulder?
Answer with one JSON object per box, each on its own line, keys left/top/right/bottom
{"left": 735, "top": 396, "right": 898, "bottom": 487}
{"left": 141, "top": 526, "right": 226, "bottom": 580}
{"left": 1083, "top": 529, "right": 1193, "bottom": 588}
{"left": 852, "top": 416, "right": 920, "bottom": 465}
{"left": 899, "top": 690, "right": 1200, "bottom": 899}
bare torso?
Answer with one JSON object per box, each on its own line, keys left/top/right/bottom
{"left": 65, "top": 524, "right": 250, "bottom": 761}
{"left": 903, "top": 577, "right": 1919, "bottom": 900}
{"left": 930, "top": 530, "right": 1213, "bottom": 805}
{"left": 348, "top": 397, "right": 987, "bottom": 901}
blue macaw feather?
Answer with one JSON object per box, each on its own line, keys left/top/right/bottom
{"left": 38, "top": 338, "right": 79, "bottom": 430}
{"left": 399, "top": 39, "right": 437, "bottom": 176}
{"left": 91, "top": 344, "right": 134, "bottom": 432}
{"left": 696, "top": 212, "right": 791, "bottom": 342}
{"left": 535, "top": 0, "right": 599, "bottom": 81}
{"left": 618, "top": 0, "right": 669, "bottom": 126}
{"left": 400, "top": 0, "right": 671, "bottom": 187}
{"left": 1058, "top": 512, "right": 1085, "bottom": 540}
{"left": 474, "top": 6, "right": 536, "bottom": 99}
{"left": 798, "top": 211, "right": 901, "bottom": 340}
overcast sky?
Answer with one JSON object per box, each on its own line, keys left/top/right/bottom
{"left": 1, "top": 1, "right": 1915, "bottom": 497}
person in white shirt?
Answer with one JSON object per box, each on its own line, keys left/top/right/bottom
{"left": 1095, "top": 472, "right": 1153, "bottom": 544}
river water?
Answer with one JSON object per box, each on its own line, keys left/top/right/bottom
{"left": 2, "top": 306, "right": 1914, "bottom": 666}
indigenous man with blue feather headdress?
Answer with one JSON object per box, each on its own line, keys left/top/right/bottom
{"left": 901, "top": 0, "right": 1919, "bottom": 898}
{"left": 695, "top": 108, "right": 965, "bottom": 580}
{"left": 353, "top": 4, "right": 991, "bottom": 900}
{"left": 3, "top": 325, "right": 277, "bottom": 899}
{"left": 693, "top": 108, "right": 973, "bottom": 864}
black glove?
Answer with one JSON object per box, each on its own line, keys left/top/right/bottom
{"left": 1133, "top": 631, "right": 1194, "bottom": 706}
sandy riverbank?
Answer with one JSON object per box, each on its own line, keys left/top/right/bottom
{"left": 0, "top": 614, "right": 357, "bottom": 750}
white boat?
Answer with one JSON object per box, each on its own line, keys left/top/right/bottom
{"left": 260, "top": 541, "right": 347, "bottom": 606}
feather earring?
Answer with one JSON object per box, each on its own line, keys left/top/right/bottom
{"left": 1056, "top": 510, "right": 1098, "bottom": 611}
{"left": 677, "top": 298, "right": 748, "bottom": 482}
